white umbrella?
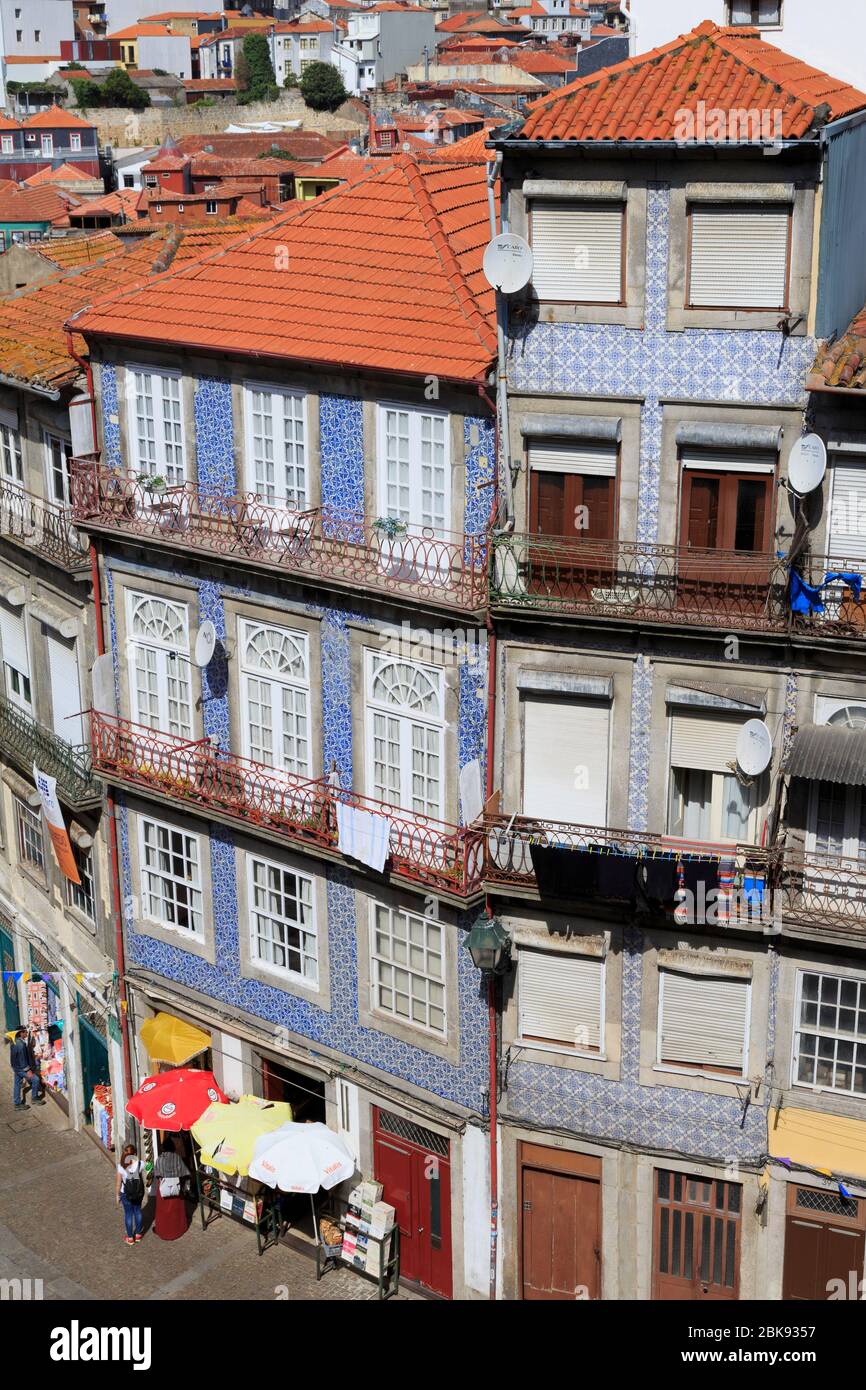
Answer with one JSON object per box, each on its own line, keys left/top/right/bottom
{"left": 249, "top": 1123, "right": 356, "bottom": 1194}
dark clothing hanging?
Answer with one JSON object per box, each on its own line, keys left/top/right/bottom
{"left": 681, "top": 856, "right": 720, "bottom": 903}
{"left": 638, "top": 856, "right": 679, "bottom": 904}
{"left": 529, "top": 844, "right": 598, "bottom": 899}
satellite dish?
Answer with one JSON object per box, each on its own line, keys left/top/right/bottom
{"left": 788, "top": 433, "right": 827, "bottom": 496}
{"left": 736, "top": 719, "right": 773, "bottom": 778}
{"left": 194, "top": 620, "right": 217, "bottom": 669}
{"left": 483, "top": 233, "right": 533, "bottom": 294}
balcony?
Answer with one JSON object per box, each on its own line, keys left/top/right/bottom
{"left": 90, "top": 711, "right": 484, "bottom": 901}
{"left": 0, "top": 480, "right": 90, "bottom": 572}
{"left": 0, "top": 694, "right": 100, "bottom": 808}
{"left": 490, "top": 533, "right": 866, "bottom": 642}
{"left": 71, "top": 461, "right": 487, "bottom": 615}
{"left": 778, "top": 850, "right": 866, "bottom": 943}
{"left": 483, "top": 813, "right": 776, "bottom": 930}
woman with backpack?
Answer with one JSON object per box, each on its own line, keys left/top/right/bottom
{"left": 115, "top": 1145, "right": 146, "bottom": 1245}
{"left": 152, "top": 1133, "right": 192, "bottom": 1241}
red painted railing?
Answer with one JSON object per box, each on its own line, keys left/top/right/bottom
{"left": 71, "top": 459, "right": 487, "bottom": 612}
{"left": 90, "top": 711, "right": 484, "bottom": 898}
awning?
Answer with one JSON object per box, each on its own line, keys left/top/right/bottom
{"left": 140, "top": 1011, "right": 211, "bottom": 1066}
{"left": 769, "top": 1106, "right": 866, "bottom": 1183}
{"left": 784, "top": 725, "right": 866, "bottom": 787}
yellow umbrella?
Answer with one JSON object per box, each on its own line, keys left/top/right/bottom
{"left": 190, "top": 1095, "right": 293, "bottom": 1176}
{"left": 140, "top": 1012, "right": 211, "bottom": 1067}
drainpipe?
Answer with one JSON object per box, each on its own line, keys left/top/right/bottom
{"left": 65, "top": 332, "right": 134, "bottom": 1112}
{"left": 486, "top": 150, "right": 513, "bottom": 529}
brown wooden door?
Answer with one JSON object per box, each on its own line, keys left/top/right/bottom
{"left": 678, "top": 470, "right": 774, "bottom": 615}
{"left": 529, "top": 469, "right": 616, "bottom": 601}
{"left": 373, "top": 1108, "right": 452, "bottom": 1299}
{"left": 782, "top": 1185, "right": 866, "bottom": 1300}
{"left": 520, "top": 1144, "right": 601, "bottom": 1300}
{"left": 653, "top": 1169, "right": 741, "bottom": 1300}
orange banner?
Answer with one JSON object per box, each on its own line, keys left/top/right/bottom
{"left": 33, "top": 766, "right": 80, "bottom": 885}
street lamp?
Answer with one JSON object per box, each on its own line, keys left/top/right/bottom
{"left": 465, "top": 914, "right": 511, "bottom": 975}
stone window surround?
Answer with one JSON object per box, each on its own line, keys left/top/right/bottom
{"left": 667, "top": 181, "right": 814, "bottom": 333}
{"left": 497, "top": 642, "right": 633, "bottom": 833}
{"left": 112, "top": 569, "right": 203, "bottom": 741}
{"left": 234, "top": 828, "right": 331, "bottom": 1011}
{"left": 353, "top": 876, "right": 461, "bottom": 1064}
{"left": 500, "top": 912, "right": 623, "bottom": 1081}
{"left": 125, "top": 794, "right": 216, "bottom": 966}
{"left": 222, "top": 595, "right": 325, "bottom": 784}
{"left": 512, "top": 180, "right": 647, "bottom": 328}
{"left": 776, "top": 950, "right": 866, "bottom": 1119}
{"left": 638, "top": 930, "right": 769, "bottom": 1096}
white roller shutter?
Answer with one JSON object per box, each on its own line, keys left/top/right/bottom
{"left": 688, "top": 205, "right": 790, "bottom": 309}
{"left": 528, "top": 440, "right": 617, "bottom": 477}
{"left": 681, "top": 447, "right": 776, "bottom": 475}
{"left": 522, "top": 695, "right": 609, "bottom": 825}
{"left": 0, "top": 601, "right": 29, "bottom": 679}
{"left": 531, "top": 202, "right": 624, "bottom": 303}
{"left": 659, "top": 970, "right": 749, "bottom": 1070}
{"left": 47, "top": 633, "right": 83, "bottom": 745}
{"left": 519, "top": 947, "right": 603, "bottom": 1049}
{"left": 670, "top": 710, "right": 752, "bottom": 774}
{"left": 828, "top": 456, "right": 866, "bottom": 564}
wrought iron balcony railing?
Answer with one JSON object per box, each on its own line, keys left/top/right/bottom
{"left": 71, "top": 460, "right": 487, "bottom": 613}
{"left": 0, "top": 694, "right": 100, "bottom": 807}
{"left": 778, "top": 850, "right": 866, "bottom": 941}
{"left": 0, "top": 479, "right": 89, "bottom": 571}
{"left": 490, "top": 532, "right": 866, "bottom": 641}
{"left": 90, "top": 711, "right": 484, "bottom": 900}
{"left": 483, "top": 814, "right": 776, "bottom": 929}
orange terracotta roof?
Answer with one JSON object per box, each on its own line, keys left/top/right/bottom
{"left": 70, "top": 188, "right": 140, "bottom": 218}
{"left": 520, "top": 21, "right": 866, "bottom": 141}
{"left": 32, "top": 231, "right": 125, "bottom": 267}
{"left": 107, "top": 22, "right": 174, "bottom": 38}
{"left": 809, "top": 305, "right": 866, "bottom": 391}
{"left": 24, "top": 163, "right": 99, "bottom": 186}
{"left": 0, "top": 115, "right": 19, "bottom": 131}
{"left": 511, "top": 49, "right": 575, "bottom": 74}
{"left": 0, "top": 185, "right": 79, "bottom": 225}
{"left": 22, "top": 107, "right": 95, "bottom": 130}
{"left": 72, "top": 156, "right": 497, "bottom": 383}
{"left": 273, "top": 19, "right": 333, "bottom": 32}
{"left": 291, "top": 153, "right": 378, "bottom": 182}
{"left": 423, "top": 128, "right": 495, "bottom": 162}
{"left": 182, "top": 77, "right": 237, "bottom": 90}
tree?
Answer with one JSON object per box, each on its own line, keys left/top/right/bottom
{"left": 71, "top": 77, "right": 104, "bottom": 110}
{"left": 102, "top": 66, "right": 150, "bottom": 110}
{"left": 300, "top": 61, "right": 347, "bottom": 113}
{"left": 234, "top": 49, "right": 250, "bottom": 94}
{"left": 242, "top": 32, "right": 277, "bottom": 101}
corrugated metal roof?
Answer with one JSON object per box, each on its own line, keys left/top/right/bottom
{"left": 784, "top": 725, "right": 866, "bottom": 786}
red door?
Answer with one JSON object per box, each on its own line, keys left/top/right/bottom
{"left": 373, "top": 1108, "right": 452, "bottom": 1298}
{"left": 528, "top": 469, "right": 616, "bottom": 602}
{"left": 782, "top": 1185, "right": 866, "bottom": 1299}
{"left": 520, "top": 1145, "right": 602, "bottom": 1300}
{"left": 678, "top": 469, "right": 774, "bottom": 618}
{"left": 653, "top": 1168, "right": 741, "bottom": 1300}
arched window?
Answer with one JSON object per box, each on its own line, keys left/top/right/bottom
{"left": 126, "top": 592, "right": 191, "bottom": 738}
{"left": 240, "top": 621, "right": 310, "bottom": 777}
{"left": 366, "top": 654, "right": 444, "bottom": 817}
{"left": 827, "top": 705, "right": 866, "bottom": 731}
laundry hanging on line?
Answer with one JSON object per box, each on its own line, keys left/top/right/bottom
{"left": 335, "top": 800, "right": 392, "bottom": 874}
{"left": 789, "top": 569, "right": 863, "bottom": 615}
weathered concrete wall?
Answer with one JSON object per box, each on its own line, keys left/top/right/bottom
{"left": 85, "top": 95, "right": 366, "bottom": 148}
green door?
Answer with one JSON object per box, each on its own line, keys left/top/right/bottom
{"left": 78, "top": 995, "right": 110, "bottom": 1121}
{"left": 1, "top": 927, "right": 20, "bottom": 1032}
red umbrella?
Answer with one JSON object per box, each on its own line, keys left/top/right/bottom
{"left": 126, "top": 1069, "right": 228, "bottom": 1131}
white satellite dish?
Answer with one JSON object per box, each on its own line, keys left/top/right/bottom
{"left": 787, "top": 433, "right": 827, "bottom": 496}
{"left": 194, "top": 620, "right": 217, "bottom": 669}
{"left": 483, "top": 233, "right": 533, "bottom": 295}
{"left": 736, "top": 719, "right": 773, "bottom": 778}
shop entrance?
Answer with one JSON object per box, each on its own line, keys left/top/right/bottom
{"left": 782, "top": 1184, "right": 866, "bottom": 1300}
{"left": 372, "top": 1107, "right": 452, "bottom": 1299}
{"left": 78, "top": 994, "right": 110, "bottom": 1129}
{"left": 520, "top": 1143, "right": 601, "bottom": 1300}
{"left": 1, "top": 926, "right": 19, "bottom": 1032}
{"left": 261, "top": 1057, "right": 326, "bottom": 1123}
{"left": 652, "top": 1168, "right": 741, "bottom": 1299}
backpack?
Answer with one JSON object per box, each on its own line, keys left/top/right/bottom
{"left": 123, "top": 1169, "right": 145, "bottom": 1203}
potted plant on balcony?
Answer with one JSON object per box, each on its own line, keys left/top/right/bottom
{"left": 373, "top": 515, "right": 408, "bottom": 539}
{"left": 141, "top": 474, "right": 167, "bottom": 496}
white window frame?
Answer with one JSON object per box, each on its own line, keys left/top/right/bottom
{"left": 0, "top": 422, "right": 23, "bottom": 483}
{"left": 0, "top": 135, "right": 13, "bottom": 154}
{"left": 128, "top": 365, "right": 186, "bottom": 485}
{"left": 70, "top": 133, "right": 82, "bottom": 151}
{"left": 376, "top": 403, "right": 450, "bottom": 537}
{"left": 14, "top": 795, "right": 44, "bottom": 873}
{"left": 792, "top": 968, "right": 866, "bottom": 1099}
{"left": 369, "top": 900, "right": 446, "bottom": 1037}
{"left": 0, "top": 602, "right": 31, "bottom": 711}
{"left": 40, "top": 134, "right": 53, "bottom": 156}
{"left": 516, "top": 945, "right": 606, "bottom": 1057}
{"left": 138, "top": 814, "right": 203, "bottom": 938}
{"left": 247, "top": 851, "right": 317, "bottom": 985}
{"left": 66, "top": 843, "right": 95, "bottom": 921}
{"left": 44, "top": 430, "right": 72, "bottom": 506}
{"left": 125, "top": 590, "right": 192, "bottom": 737}
{"left": 239, "top": 619, "right": 311, "bottom": 777}
{"left": 205, "top": 200, "right": 218, "bottom": 215}
{"left": 365, "top": 651, "right": 445, "bottom": 818}
{"left": 243, "top": 382, "right": 308, "bottom": 511}
{"left": 806, "top": 780, "right": 866, "bottom": 863}
{"left": 667, "top": 765, "right": 760, "bottom": 845}
{"left": 657, "top": 969, "right": 751, "bottom": 1079}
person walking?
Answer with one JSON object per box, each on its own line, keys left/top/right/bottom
{"left": 9, "top": 1027, "right": 44, "bottom": 1109}
{"left": 115, "top": 1145, "right": 147, "bottom": 1245}
{"left": 152, "top": 1133, "right": 192, "bottom": 1241}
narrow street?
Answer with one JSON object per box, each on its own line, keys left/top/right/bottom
{"left": 0, "top": 1082, "right": 411, "bottom": 1302}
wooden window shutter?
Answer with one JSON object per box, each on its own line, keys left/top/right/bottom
{"left": 528, "top": 439, "right": 618, "bottom": 477}
{"left": 660, "top": 970, "right": 749, "bottom": 1070}
{"left": 688, "top": 205, "right": 789, "bottom": 309}
{"left": 519, "top": 947, "right": 603, "bottom": 1048}
{"left": 531, "top": 202, "right": 624, "bottom": 303}
{"left": 828, "top": 456, "right": 866, "bottom": 565}
{"left": 522, "top": 695, "right": 610, "bottom": 825}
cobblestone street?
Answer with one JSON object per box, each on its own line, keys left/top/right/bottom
{"left": 0, "top": 1083, "right": 413, "bottom": 1302}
